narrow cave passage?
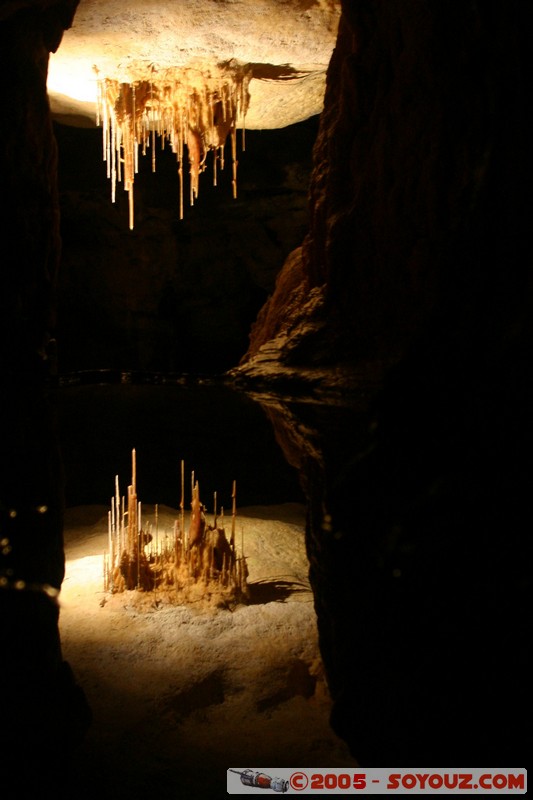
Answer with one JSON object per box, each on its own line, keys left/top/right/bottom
{"left": 1, "top": 0, "right": 529, "bottom": 785}
{"left": 53, "top": 116, "right": 319, "bottom": 377}
{"left": 48, "top": 63, "right": 346, "bottom": 796}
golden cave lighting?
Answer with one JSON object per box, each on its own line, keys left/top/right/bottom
{"left": 103, "top": 449, "right": 249, "bottom": 608}
{"left": 95, "top": 62, "right": 252, "bottom": 229}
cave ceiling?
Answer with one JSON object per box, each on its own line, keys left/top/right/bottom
{"left": 47, "top": 0, "right": 341, "bottom": 129}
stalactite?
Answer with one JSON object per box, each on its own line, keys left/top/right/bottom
{"left": 95, "top": 62, "right": 251, "bottom": 228}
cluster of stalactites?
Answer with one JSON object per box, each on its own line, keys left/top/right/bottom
{"left": 96, "top": 64, "right": 252, "bottom": 229}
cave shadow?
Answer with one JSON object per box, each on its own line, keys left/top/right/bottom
{"left": 247, "top": 577, "right": 312, "bottom": 604}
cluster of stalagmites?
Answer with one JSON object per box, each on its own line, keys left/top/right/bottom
{"left": 103, "top": 450, "right": 249, "bottom": 607}
{"left": 96, "top": 62, "right": 251, "bottom": 228}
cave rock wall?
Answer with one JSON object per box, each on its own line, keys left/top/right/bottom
{"left": 266, "top": 0, "right": 531, "bottom": 764}
{"left": 237, "top": 0, "right": 532, "bottom": 388}
{"left": 0, "top": 1, "right": 91, "bottom": 782}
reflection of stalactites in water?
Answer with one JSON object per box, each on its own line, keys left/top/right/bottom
{"left": 103, "top": 451, "right": 249, "bottom": 608}
{"left": 95, "top": 63, "right": 251, "bottom": 229}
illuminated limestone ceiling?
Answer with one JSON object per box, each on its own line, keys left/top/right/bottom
{"left": 48, "top": 0, "right": 340, "bottom": 226}
{"left": 48, "top": 0, "right": 341, "bottom": 129}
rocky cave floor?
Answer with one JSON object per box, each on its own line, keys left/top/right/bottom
{"left": 59, "top": 503, "right": 356, "bottom": 798}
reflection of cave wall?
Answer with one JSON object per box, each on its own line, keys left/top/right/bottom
{"left": 0, "top": 0, "right": 530, "bottom": 780}
{"left": 54, "top": 118, "right": 317, "bottom": 374}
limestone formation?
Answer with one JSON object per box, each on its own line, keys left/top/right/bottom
{"left": 47, "top": 0, "right": 341, "bottom": 129}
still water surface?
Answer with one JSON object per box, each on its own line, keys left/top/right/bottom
{"left": 55, "top": 374, "right": 306, "bottom": 510}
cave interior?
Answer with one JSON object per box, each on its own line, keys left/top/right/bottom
{"left": 0, "top": 0, "right": 530, "bottom": 793}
